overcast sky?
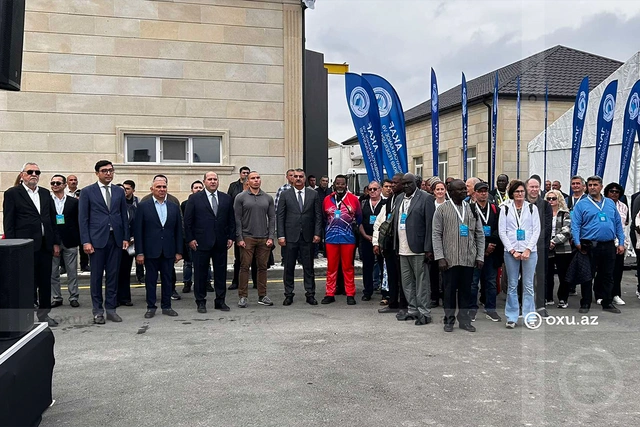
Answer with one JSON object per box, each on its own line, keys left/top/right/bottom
{"left": 305, "top": 0, "right": 640, "bottom": 143}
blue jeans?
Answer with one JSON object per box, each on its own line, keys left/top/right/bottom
{"left": 503, "top": 251, "right": 537, "bottom": 323}
{"left": 471, "top": 260, "right": 498, "bottom": 312}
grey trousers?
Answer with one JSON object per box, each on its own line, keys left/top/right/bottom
{"left": 51, "top": 243, "right": 79, "bottom": 301}
{"left": 400, "top": 254, "right": 431, "bottom": 316}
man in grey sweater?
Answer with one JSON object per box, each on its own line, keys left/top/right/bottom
{"left": 233, "top": 171, "right": 276, "bottom": 308}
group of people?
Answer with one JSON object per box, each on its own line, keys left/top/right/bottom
{"left": 3, "top": 160, "right": 637, "bottom": 332}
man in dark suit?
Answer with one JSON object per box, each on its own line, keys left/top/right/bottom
{"left": 134, "top": 177, "right": 183, "bottom": 318}
{"left": 3, "top": 162, "right": 61, "bottom": 326}
{"left": 78, "top": 160, "right": 130, "bottom": 324}
{"left": 50, "top": 174, "right": 81, "bottom": 309}
{"left": 277, "top": 168, "right": 322, "bottom": 305}
{"left": 184, "top": 171, "right": 235, "bottom": 313}
{"left": 116, "top": 179, "right": 138, "bottom": 307}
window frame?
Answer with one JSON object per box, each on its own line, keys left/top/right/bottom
{"left": 413, "top": 156, "right": 423, "bottom": 177}
{"left": 464, "top": 146, "right": 477, "bottom": 178}
{"left": 438, "top": 151, "right": 448, "bottom": 181}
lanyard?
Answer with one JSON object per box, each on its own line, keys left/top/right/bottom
{"left": 496, "top": 191, "right": 506, "bottom": 205}
{"left": 369, "top": 199, "right": 379, "bottom": 214}
{"left": 514, "top": 203, "right": 525, "bottom": 229}
{"left": 587, "top": 195, "right": 604, "bottom": 211}
{"left": 476, "top": 203, "right": 489, "bottom": 224}
{"left": 451, "top": 201, "right": 466, "bottom": 224}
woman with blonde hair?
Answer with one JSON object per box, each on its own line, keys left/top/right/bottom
{"left": 545, "top": 189, "right": 573, "bottom": 308}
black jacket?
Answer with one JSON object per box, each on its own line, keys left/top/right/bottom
{"left": 55, "top": 196, "right": 81, "bottom": 248}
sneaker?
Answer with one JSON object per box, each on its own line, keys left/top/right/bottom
{"left": 485, "top": 311, "right": 501, "bottom": 322}
{"left": 469, "top": 310, "right": 477, "bottom": 322}
{"left": 258, "top": 296, "right": 274, "bottom": 306}
{"left": 505, "top": 321, "right": 516, "bottom": 329}
{"left": 171, "top": 290, "right": 181, "bottom": 300}
{"left": 636, "top": 290, "right": 640, "bottom": 300}
{"left": 346, "top": 296, "right": 356, "bottom": 305}
{"left": 557, "top": 300, "right": 568, "bottom": 309}
{"left": 238, "top": 297, "right": 248, "bottom": 308}
{"left": 612, "top": 296, "right": 625, "bottom": 305}
{"left": 596, "top": 299, "right": 602, "bottom": 305}
{"left": 545, "top": 299, "right": 554, "bottom": 306}
{"left": 537, "top": 308, "right": 550, "bottom": 318}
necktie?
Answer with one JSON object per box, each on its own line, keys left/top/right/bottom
{"left": 104, "top": 185, "right": 111, "bottom": 210}
{"left": 298, "top": 190, "right": 304, "bottom": 212}
{"left": 211, "top": 192, "right": 218, "bottom": 215}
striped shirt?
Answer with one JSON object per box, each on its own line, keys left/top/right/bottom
{"left": 432, "top": 200, "right": 485, "bottom": 267}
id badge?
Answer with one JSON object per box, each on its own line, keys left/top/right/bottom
{"left": 459, "top": 224, "right": 469, "bottom": 237}
{"left": 598, "top": 212, "right": 607, "bottom": 222}
{"left": 387, "top": 213, "right": 392, "bottom": 220}
{"left": 56, "top": 214, "right": 65, "bottom": 225}
{"left": 517, "top": 229, "right": 526, "bottom": 241}
{"left": 334, "top": 210, "right": 341, "bottom": 219}
{"left": 369, "top": 215, "right": 376, "bottom": 225}
{"left": 483, "top": 225, "right": 491, "bottom": 237}
{"left": 399, "top": 212, "right": 407, "bottom": 230}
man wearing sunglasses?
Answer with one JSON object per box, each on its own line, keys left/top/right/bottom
{"left": 50, "top": 175, "right": 81, "bottom": 309}
{"left": 78, "top": 160, "right": 130, "bottom": 324}
{"left": 3, "top": 163, "right": 61, "bottom": 327}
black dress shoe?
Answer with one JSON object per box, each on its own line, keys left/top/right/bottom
{"left": 39, "top": 316, "right": 58, "bottom": 327}
{"left": 578, "top": 305, "right": 590, "bottom": 313}
{"left": 182, "top": 282, "right": 192, "bottom": 293}
{"left": 321, "top": 296, "right": 335, "bottom": 304}
{"left": 378, "top": 306, "right": 400, "bottom": 314}
{"left": 70, "top": 300, "right": 79, "bottom": 308}
{"left": 396, "top": 311, "right": 418, "bottom": 321}
{"left": 602, "top": 305, "right": 621, "bottom": 313}
{"left": 162, "top": 308, "right": 179, "bottom": 317}
{"left": 94, "top": 315, "right": 105, "bottom": 324}
{"left": 361, "top": 295, "right": 372, "bottom": 301}
{"left": 415, "top": 314, "right": 432, "bottom": 325}
{"left": 283, "top": 296, "right": 293, "bottom": 306}
{"left": 144, "top": 309, "right": 155, "bottom": 319}
{"left": 252, "top": 283, "right": 258, "bottom": 289}
{"left": 51, "top": 300, "right": 63, "bottom": 308}
{"left": 346, "top": 296, "right": 356, "bottom": 305}
{"left": 206, "top": 283, "right": 215, "bottom": 292}
{"left": 444, "top": 324, "right": 454, "bottom": 332}
{"left": 197, "top": 304, "right": 207, "bottom": 314}
{"left": 122, "top": 301, "right": 134, "bottom": 307}
{"left": 459, "top": 323, "right": 476, "bottom": 332}
{"left": 228, "top": 283, "right": 238, "bottom": 290}
{"left": 106, "top": 312, "right": 122, "bottom": 322}
{"left": 214, "top": 303, "right": 231, "bottom": 312}
{"left": 306, "top": 296, "right": 318, "bottom": 305}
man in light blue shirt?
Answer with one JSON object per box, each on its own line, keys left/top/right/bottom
{"left": 571, "top": 175, "right": 625, "bottom": 314}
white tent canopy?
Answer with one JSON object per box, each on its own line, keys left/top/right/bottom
{"left": 528, "top": 52, "right": 640, "bottom": 192}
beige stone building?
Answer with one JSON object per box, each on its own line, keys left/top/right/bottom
{"left": 344, "top": 46, "right": 622, "bottom": 185}
{"left": 0, "top": 0, "right": 305, "bottom": 227}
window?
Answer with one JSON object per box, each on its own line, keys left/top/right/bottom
{"left": 125, "top": 134, "right": 222, "bottom": 164}
{"left": 464, "top": 147, "right": 477, "bottom": 178}
{"left": 413, "top": 156, "right": 423, "bottom": 177}
{"left": 438, "top": 152, "right": 448, "bottom": 181}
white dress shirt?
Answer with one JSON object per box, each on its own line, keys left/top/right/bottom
{"left": 52, "top": 193, "right": 66, "bottom": 215}
{"left": 98, "top": 181, "right": 113, "bottom": 207}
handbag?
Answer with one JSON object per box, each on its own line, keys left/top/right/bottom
{"left": 377, "top": 209, "right": 395, "bottom": 251}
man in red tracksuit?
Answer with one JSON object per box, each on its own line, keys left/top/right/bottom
{"left": 321, "top": 175, "right": 362, "bottom": 305}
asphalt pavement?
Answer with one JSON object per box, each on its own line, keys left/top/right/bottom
{"left": 40, "top": 268, "right": 640, "bottom": 427}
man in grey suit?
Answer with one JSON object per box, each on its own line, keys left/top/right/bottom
{"left": 394, "top": 173, "right": 435, "bottom": 325}
{"left": 277, "top": 169, "right": 322, "bottom": 306}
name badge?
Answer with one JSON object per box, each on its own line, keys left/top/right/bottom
{"left": 459, "top": 224, "right": 469, "bottom": 237}
{"left": 369, "top": 215, "right": 376, "bottom": 225}
{"left": 517, "top": 229, "right": 526, "bottom": 241}
{"left": 598, "top": 212, "right": 607, "bottom": 222}
{"left": 483, "top": 225, "right": 491, "bottom": 237}
{"left": 334, "top": 210, "right": 341, "bottom": 219}
{"left": 56, "top": 214, "right": 65, "bottom": 225}
{"left": 387, "top": 213, "right": 391, "bottom": 220}
{"left": 399, "top": 212, "right": 407, "bottom": 230}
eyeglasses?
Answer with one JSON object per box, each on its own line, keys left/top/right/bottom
{"left": 24, "top": 170, "right": 41, "bottom": 176}
{"left": 513, "top": 190, "right": 525, "bottom": 193}
{"left": 99, "top": 168, "right": 115, "bottom": 174}
{"left": 546, "top": 197, "right": 558, "bottom": 201}
{"left": 608, "top": 189, "right": 620, "bottom": 193}
{"left": 50, "top": 181, "right": 64, "bottom": 186}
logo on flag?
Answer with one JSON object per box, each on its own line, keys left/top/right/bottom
{"left": 603, "top": 94, "right": 616, "bottom": 122}
{"left": 349, "top": 87, "right": 370, "bottom": 118}
{"left": 431, "top": 85, "right": 438, "bottom": 111}
{"left": 373, "top": 87, "right": 393, "bottom": 118}
{"left": 577, "top": 91, "right": 587, "bottom": 120}
{"left": 629, "top": 93, "right": 640, "bottom": 120}
{"left": 462, "top": 87, "right": 467, "bottom": 116}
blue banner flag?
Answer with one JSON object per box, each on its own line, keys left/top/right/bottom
{"left": 516, "top": 76, "right": 521, "bottom": 179}
{"left": 619, "top": 79, "right": 640, "bottom": 186}
{"left": 490, "top": 72, "right": 498, "bottom": 190}
{"left": 544, "top": 83, "right": 548, "bottom": 183}
{"left": 363, "top": 73, "right": 406, "bottom": 176}
{"left": 345, "top": 73, "right": 384, "bottom": 183}
{"left": 431, "top": 68, "right": 439, "bottom": 176}
{"left": 461, "top": 72, "right": 468, "bottom": 180}
{"left": 570, "top": 77, "right": 589, "bottom": 181}
{"left": 594, "top": 80, "right": 618, "bottom": 177}
{"left": 389, "top": 83, "right": 409, "bottom": 173}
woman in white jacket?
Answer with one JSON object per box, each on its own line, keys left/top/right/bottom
{"left": 498, "top": 180, "right": 541, "bottom": 329}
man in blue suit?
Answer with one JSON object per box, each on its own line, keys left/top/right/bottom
{"left": 184, "top": 171, "right": 235, "bottom": 313}
{"left": 78, "top": 160, "right": 130, "bottom": 324}
{"left": 135, "top": 177, "right": 183, "bottom": 318}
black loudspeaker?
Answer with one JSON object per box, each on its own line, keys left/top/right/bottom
{"left": 0, "top": 0, "right": 26, "bottom": 91}
{"left": 0, "top": 239, "right": 34, "bottom": 339}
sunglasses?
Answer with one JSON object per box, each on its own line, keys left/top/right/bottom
{"left": 369, "top": 188, "right": 380, "bottom": 191}
{"left": 50, "top": 181, "right": 64, "bottom": 186}
{"left": 24, "top": 170, "right": 41, "bottom": 176}
{"left": 99, "top": 168, "right": 115, "bottom": 174}
{"left": 608, "top": 189, "right": 620, "bottom": 193}
{"left": 546, "top": 197, "right": 558, "bottom": 201}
